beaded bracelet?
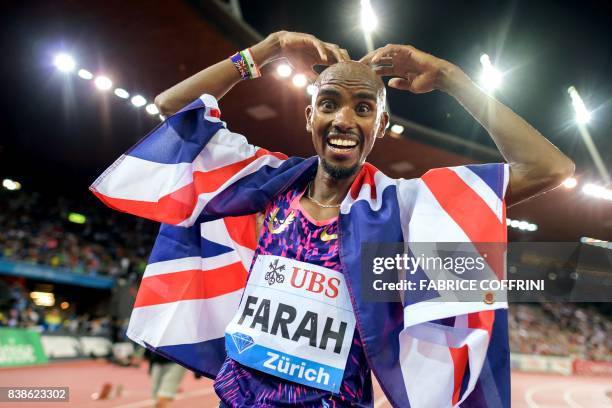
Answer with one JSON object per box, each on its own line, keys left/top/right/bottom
{"left": 230, "top": 48, "right": 261, "bottom": 80}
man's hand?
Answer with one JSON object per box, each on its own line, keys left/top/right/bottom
{"left": 360, "top": 44, "right": 458, "bottom": 94}
{"left": 253, "top": 31, "right": 350, "bottom": 78}
{"left": 361, "top": 44, "right": 574, "bottom": 206}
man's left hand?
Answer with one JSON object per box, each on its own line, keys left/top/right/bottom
{"left": 360, "top": 44, "right": 460, "bottom": 94}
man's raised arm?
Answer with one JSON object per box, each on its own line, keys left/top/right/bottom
{"left": 155, "top": 31, "right": 350, "bottom": 116}
{"left": 361, "top": 45, "right": 575, "bottom": 206}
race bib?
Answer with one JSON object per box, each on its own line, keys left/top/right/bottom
{"left": 224, "top": 255, "right": 356, "bottom": 393}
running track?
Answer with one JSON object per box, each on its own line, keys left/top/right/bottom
{"left": 0, "top": 361, "right": 610, "bottom": 407}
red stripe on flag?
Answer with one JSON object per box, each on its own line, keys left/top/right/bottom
{"left": 468, "top": 310, "right": 495, "bottom": 336}
{"left": 224, "top": 215, "right": 258, "bottom": 251}
{"left": 134, "top": 262, "right": 248, "bottom": 307}
{"left": 91, "top": 150, "right": 287, "bottom": 225}
{"left": 421, "top": 168, "right": 504, "bottom": 242}
{"left": 350, "top": 163, "right": 378, "bottom": 200}
{"left": 449, "top": 345, "right": 469, "bottom": 405}
{"left": 421, "top": 168, "right": 506, "bottom": 279}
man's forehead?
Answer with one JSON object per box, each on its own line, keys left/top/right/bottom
{"left": 315, "top": 61, "right": 384, "bottom": 94}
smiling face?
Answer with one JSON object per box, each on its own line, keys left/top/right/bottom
{"left": 306, "top": 61, "right": 388, "bottom": 180}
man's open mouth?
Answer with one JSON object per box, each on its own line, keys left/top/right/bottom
{"left": 326, "top": 135, "right": 359, "bottom": 151}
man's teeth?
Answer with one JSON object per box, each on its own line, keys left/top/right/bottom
{"left": 329, "top": 138, "right": 357, "bottom": 147}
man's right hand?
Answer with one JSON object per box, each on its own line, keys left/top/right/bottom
{"left": 252, "top": 31, "right": 350, "bottom": 78}
{"left": 155, "top": 31, "right": 348, "bottom": 116}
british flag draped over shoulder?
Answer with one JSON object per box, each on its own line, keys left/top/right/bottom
{"left": 91, "top": 94, "right": 511, "bottom": 407}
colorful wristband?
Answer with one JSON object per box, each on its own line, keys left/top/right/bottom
{"left": 230, "top": 48, "right": 261, "bottom": 80}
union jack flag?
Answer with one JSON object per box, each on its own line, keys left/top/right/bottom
{"left": 91, "top": 94, "right": 511, "bottom": 407}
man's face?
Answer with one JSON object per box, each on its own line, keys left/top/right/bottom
{"left": 306, "top": 62, "right": 388, "bottom": 180}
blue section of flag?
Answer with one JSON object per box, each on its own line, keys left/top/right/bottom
{"left": 128, "top": 98, "right": 224, "bottom": 164}
{"left": 148, "top": 223, "right": 202, "bottom": 264}
{"left": 201, "top": 156, "right": 316, "bottom": 219}
{"left": 465, "top": 164, "right": 504, "bottom": 199}
{"left": 201, "top": 237, "right": 233, "bottom": 258}
{"left": 153, "top": 337, "right": 226, "bottom": 380}
{"left": 225, "top": 333, "right": 344, "bottom": 393}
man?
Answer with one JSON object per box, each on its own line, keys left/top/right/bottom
{"left": 91, "top": 31, "right": 573, "bottom": 407}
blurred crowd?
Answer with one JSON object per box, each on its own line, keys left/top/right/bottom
{"left": 0, "top": 280, "right": 129, "bottom": 340}
{"left": 0, "top": 190, "right": 156, "bottom": 278}
{"left": 509, "top": 303, "right": 611, "bottom": 361}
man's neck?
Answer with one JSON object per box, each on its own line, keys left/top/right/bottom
{"left": 311, "top": 163, "right": 359, "bottom": 205}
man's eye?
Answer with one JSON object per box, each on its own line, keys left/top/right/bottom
{"left": 320, "top": 100, "right": 335, "bottom": 111}
{"left": 356, "top": 103, "right": 372, "bottom": 114}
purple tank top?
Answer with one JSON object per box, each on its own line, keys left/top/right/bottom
{"left": 214, "top": 186, "right": 372, "bottom": 407}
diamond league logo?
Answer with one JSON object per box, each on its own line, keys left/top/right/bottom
{"left": 264, "top": 258, "right": 286, "bottom": 285}
{"left": 231, "top": 332, "right": 255, "bottom": 354}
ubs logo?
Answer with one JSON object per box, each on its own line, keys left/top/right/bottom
{"left": 265, "top": 259, "right": 286, "bottom": 285}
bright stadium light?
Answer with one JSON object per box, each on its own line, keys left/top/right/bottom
{"left": 145, "top": 103, "right": 159, "bottom": 115}
{"left": 507, "top": 217, "right": 538, "bottom": 232}
{"left": 306, "top": 84, "right": 317, "bottom": 96}
{"left": 53, "top": 53, "right": 76, "bottom": 72}
{"left": 567, "top": 86, "right": 591, "bottom": 124}
{"left": 94, "top": 75, "right": 112, "bottom": 91}
{"left": 131, "top": 95, "right": 146, "bottom": 107}
{"left": 479, "top": 54, "right": 502, "bottom": 91}
{"left": 582, "top": 183, "right": 612, "bottom": 201}
{"left": 390, "top": 124, "right": 405, "bottom": 134}
{"left": 292, "top": 74, "right": 307, "bottom": 87}
{"left": 563, "top": 177, "right": 578, "bottom": 189}
{"left": 360, "top": 0, "right": 378, "bottom": 33}
{"left": 2, "top": 178, "right": 21, "bottom": 191}
{"left": 114, "top": 88, "right": 130, "bottom": 99}
{"left": 277, "top": 63, "right": 292, "bottom": 78}
{"left": 77, "top": 69, "right": 93, "bottom": 80}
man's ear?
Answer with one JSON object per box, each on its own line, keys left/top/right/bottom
{"left": 377, "top": 111, "right": 390, "bottom": 138}
{"left": 305, "top": 105, "right": 313, "bottom": 132}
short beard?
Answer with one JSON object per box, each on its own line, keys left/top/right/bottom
{"left": 321, "top": 158, "right": 360, "bottom": 180}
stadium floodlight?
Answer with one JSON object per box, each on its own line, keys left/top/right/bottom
{"left": 567, "top": 86, "right": 591, "bottom": 124}
{"left": 94, "top": 75, "right": 112, "bottom": 91}
{"left": 479, "top": 54, "right": 502, "bottom": 91}
{"left": 292, "top": 74, "right": 307, "bottom": 88}
{"left": 277, "top": 63, "right": 292, "bottom": 78}
{"left": 582, "top": 183, "right": 612, "bottom": 201}
{"left": 130, "top": 95, "right": 147, "bottom": 107}
{"left": 360, "top": 0, "right": 378, "bottom": 33}
{"left": 306, "top": 84, "right": 317, "bottom": 96}
{"left": 145, "top": 103, "right": 159, "bottom": 115}
{"left": 507, "top": 217, "right": 538, "bottom": 232}
{"left": 53, "top": 53, "right": 76, "bottom": 72}
{"left": 390, "top": 124, "right": 405, "bottom": 134}
{"left": 77, "top": 69, "right": 93, "bottom": 80}
{"left": 2, "top": 178, "right": 21, "bottom": 191}
{"left": 562, "top": 177, "right": 578, "bottom": 189}
{"left": 114, "top": 88, "right": 129, "bottom": 99}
